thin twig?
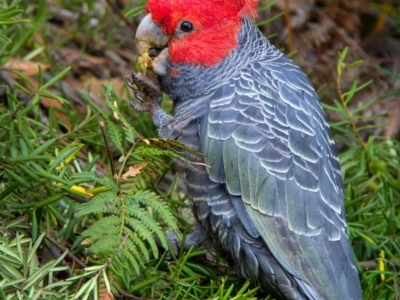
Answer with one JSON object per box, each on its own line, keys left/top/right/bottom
{"left": 99, "top": 121, "right": 116, "bottom": 176}
{"left": 359, "top": 258, "right": 400, "bottom": 270}
{"left": 66, "top": 193, "right": 89, "bottom": 203}
{"left": 44, "top": 234, "right": 86, "bottom": 269}
{"left": 104, "top": 0, "right": 137, "bottom": 32}
{"left": 0, "top": 69, "right": 34, "bottom": 118}
{"left": 283, "top": 0, "right": 293, "bottom": 54}
{"left": 360, "top": 258, "right": 400, "bottom": 300}
{"left": 116, "top": 137, "right": 142, "bottom": 183}
{"left": 49, "top": 26, "right": 137, "bottom": 63}
{"left": 119, "top": 288, "right": 150, "bottom": 300}
{"left": 336, "top": 64, "right": 367, "bottom": 150}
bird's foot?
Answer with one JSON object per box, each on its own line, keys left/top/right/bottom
{"left": 165, "top": 230, "right": 181, "bottom": 256}
{"left": 165, "top": 224, "right": 206, "bottom": 256}
{"left": 165, "top": 230, "right": 202, "bottom": 256}
{"left": 126, "top": 70, "right": 162, "bottom": 114}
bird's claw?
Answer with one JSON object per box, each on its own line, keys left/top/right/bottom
{"left": 164, "top": 229, "right": 203, "bottom": 257}
{"left": 126, "top": 71, "right": 163, "bottom": 113}
{"left": 165, "top": 230, "right": 180, "bottom": 256}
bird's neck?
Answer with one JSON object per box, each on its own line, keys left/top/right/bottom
{"left": 160, "top": 19, "right": 271, "bottom": 102}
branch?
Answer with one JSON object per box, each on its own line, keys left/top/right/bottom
{"left": 283, "top": 0, "right": 293, "bottom": 54}
{"left": 335, "top": 61, "right": 366, "bottom": 150}
{"left": 104, "top": 0, "right": 137, "bottom": 32}
{"left": 360, "top": 258, "right": 400, "bottom": 270}
{"left": 99, "top": 121, "right": 116, "bottom": 177}
{"left": 45, "top": 234, "right": 86, "bottom": 269}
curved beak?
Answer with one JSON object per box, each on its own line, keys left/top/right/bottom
{"left": 135, "top": 14, "right": 170, "bottom": 76}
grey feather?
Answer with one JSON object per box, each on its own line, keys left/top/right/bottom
{"left": 155, "top": 17, "right": 361, "bottom": 300}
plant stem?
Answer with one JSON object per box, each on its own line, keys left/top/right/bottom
{"left": 336, "top": 65, "right": 366, "bottom": 151}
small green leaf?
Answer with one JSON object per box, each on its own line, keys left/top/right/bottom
{"left": 4, "top": 168, "right": 30, "bottom": 189}
{"left": 31, "top": 139, "right": 56, "bottom": 155}
{"left": 13, "top": 82, "right": 32, "bottom": 95}
{"left": 38, "top": 64, "right": 43, "bottom": 88}
{"left": 38, "top": 90, "right": 67, "bottom": 104}
{"left": 39, "top": 67, "right": 71, "bottom": 90}
{"left": 12, "top": 70, "right": 35, "bottom": 90}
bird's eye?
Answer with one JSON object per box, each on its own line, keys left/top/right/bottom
{"left": 180, "top": 21, "right": 194, "bottom": 33}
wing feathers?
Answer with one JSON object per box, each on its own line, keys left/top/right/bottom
{"left": 204, "top": 56, "right": 360, "bottom": 299}
{"left": 222, "top": 137, "right": 241, "bottom": 195}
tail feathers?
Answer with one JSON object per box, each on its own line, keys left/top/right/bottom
{"left": 295, "top": 279, "right": 324, "bottom": 300}
{"left": 197, "top": 213, "right": 323, "bottom": 299}
{"left": 250, "top": 243, "right": 310, "bottom": 300}
{"left": 227, "top": 225, "right": 313, "bottom": 300}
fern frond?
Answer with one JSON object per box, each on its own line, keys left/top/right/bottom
{"left": 72, "top": 172, "right": 118, "bottom": 193}
{"left": 133, "top": 190, "right": 179, "bottom": 233}
{"left": 125, "top": 204, "right": 168, "bottom": 249}
{"left": 92, "top": 175, "right": 117, "bottom": 190}
{"left": 77, "top": 187, "right": 175, "bottom": 278}
{"left": 135, "top": 144, "right": 186, "bottom": 162}
{"left": 106, "top": 122, "right": 124, "bottom": 154}
{"left": 76, "top": 192, "right": 121, "bottom": 216}
{"left": 118, "top": 245, "right": 141, "bottom": 275}
{"left": 124, "top": 217, "right": 159, "bottom": 258}
{"left": 82, "top": 216, "right": 121, "bottom": 255}
{"left": 125, "top": 229, "right": 150, "bottom": 262}
{"left": 105, "top": 83, "right": 138, "bottom": 143}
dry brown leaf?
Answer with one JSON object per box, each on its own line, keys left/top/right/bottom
{"left": 99, "top": 280, "right": 114, "bottom": 300}
{"left": 63, "top": 74, "right": 84, "bottom": 90}
{"left": 81, "top": 238, "right": 91, "bottom": 245}
{"left": 38, "top": 82, "right": 71, "bottom": 128}
{"left": 386, "top": 101, "right": 400, "bottom": 138}
{"left": 187, "top": 161, "right": 211, "bottom": 168}
{"left": 19, "top": 77, "right": 72, "bottom": 128}
{"left": 120, "top": 162, "right": 148, "bottom": 181}
{"left": 61, "top": 48, "right": 108, "bottom": 66}
{"left": 40, "top": 93, "right": 63, "bottom": 109}
{"left": 83, "top": 77, "right": 128, "bottom": 100}
{"left": 5, "top": 59, "right": 49, "bottom": 77}
{"left": 41, "top": 96, "right": 71, "bottom": 128}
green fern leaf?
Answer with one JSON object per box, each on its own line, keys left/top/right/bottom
{"left": 106, "top": 123, "right": 124, "bottom": 154}
{"left": 82, "top": 216, "right": 121, "bottom": 254}
{"left": 133, "top": 191, "right": 179, "bottom": 233}
{"left": 72, "top": 172, "right": 118, "bottom": 193}
{"left": 76, "top": 192, "right": 121, "bottom": 217}
{"left": 125, "top": 217, "right": 158, "bottom": 259}
{"left": 105, "top": 83, "right": 138, "bottom": 143}
{"left": 126, "top": 230, "right": 150, "bottom": 262}
{"left": 125, "top": 203, "right": 168, "bottom": 249}
{"left": 119, "top": 246, "right": 141, "bottom": 275}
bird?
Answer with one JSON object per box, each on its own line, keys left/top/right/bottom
{"left": 127, "top": 0, "right": 362, "bottom": 299}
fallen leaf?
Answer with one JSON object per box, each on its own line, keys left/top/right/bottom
{"left": 120, "top": 162, "right": 148, "bottom": 180}
{"left": 5, "top": 59, "right": 49, "bottom": 77}
{"left": 99, "top": 280, "right": 114, "bottom": 300}
{"left": 83, "top": 77, "right": 129, "bottom": 100}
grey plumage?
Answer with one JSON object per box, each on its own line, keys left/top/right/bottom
{"left": 142, "top": 18, "right": 361, "bottom": 300}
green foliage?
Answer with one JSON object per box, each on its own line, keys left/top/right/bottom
{"left": 76, "top": 188, "right": 176, "bottom": 274}
{"left": 0, "top": 230, "right": 70, "bottom": 299}
{"left": 1, "top": 64, "right": 259, "bottom": 298}
{"left": 0, "top": 0, "right": 45, "bottom": 66}
{"left": 1, "top": 1, "right": 399, "bottom": 299}
{"left": 322, "top": 47, "right": 400, "bottom": 300}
